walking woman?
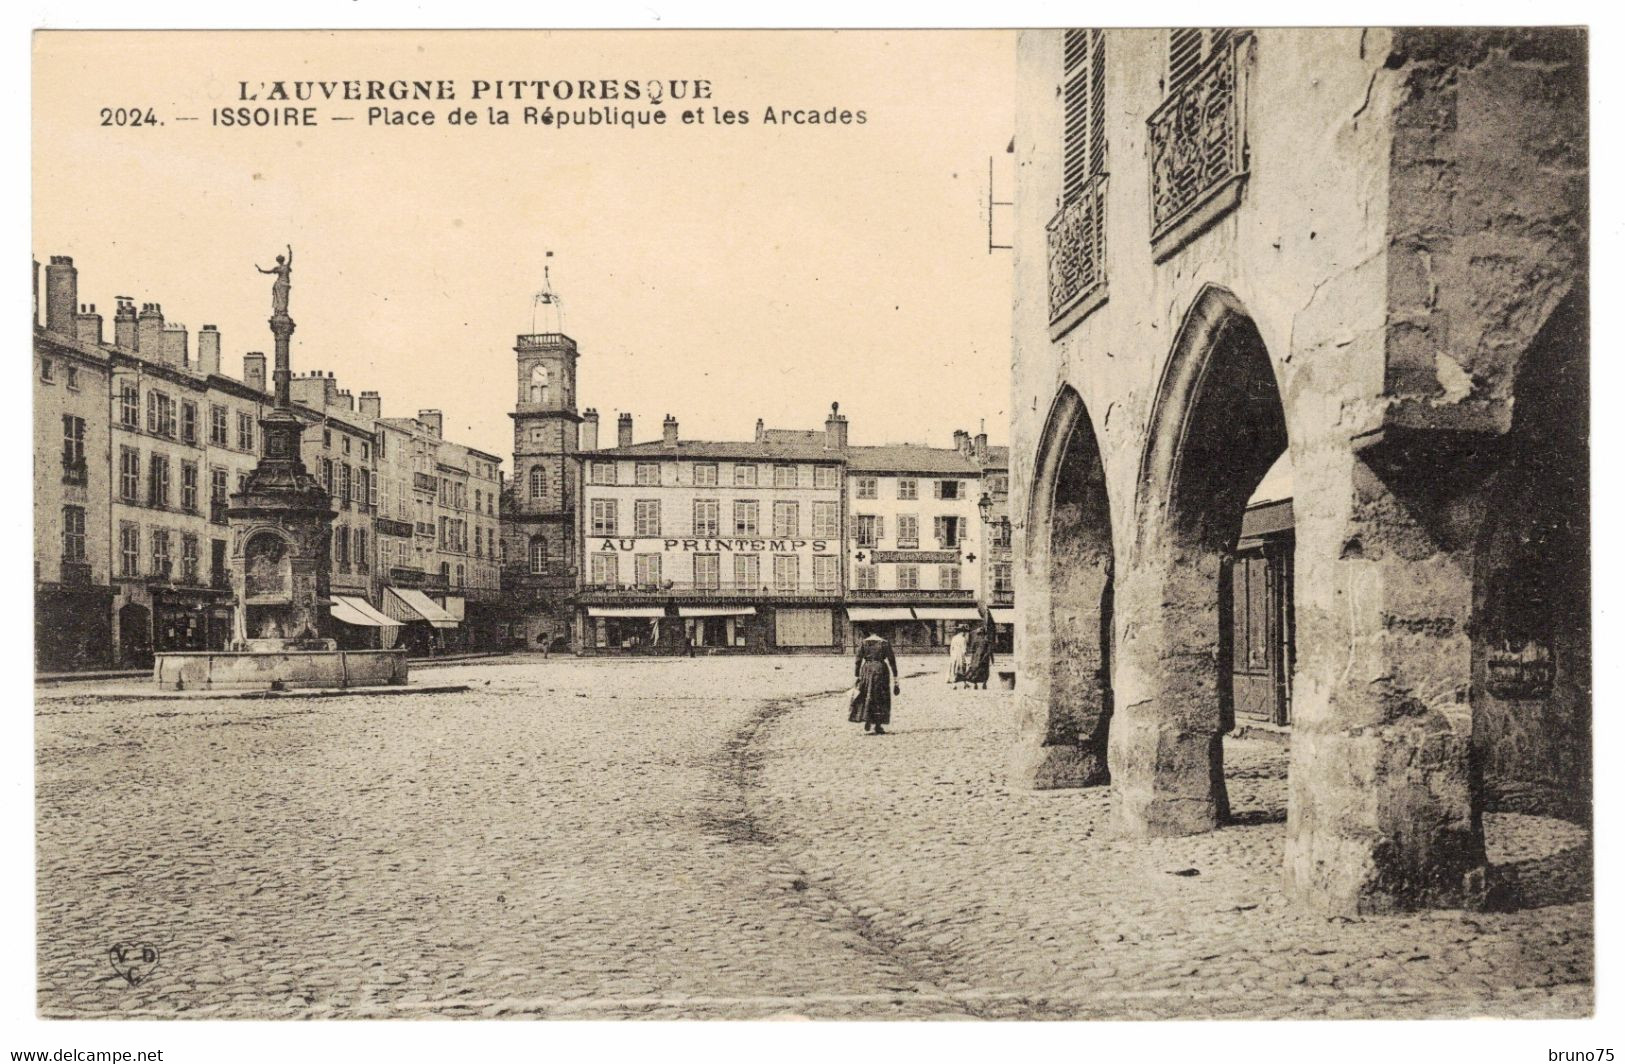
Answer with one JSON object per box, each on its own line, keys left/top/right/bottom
{"left": 964, "top": 621, "right": 995, "bottom": 689}
{"left": 850, "top": 629, "right": 901, "bottom": 735}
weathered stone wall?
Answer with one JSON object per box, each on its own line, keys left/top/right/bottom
{"left": 1012, "top": 27, "right": 1588, "bottom": 914}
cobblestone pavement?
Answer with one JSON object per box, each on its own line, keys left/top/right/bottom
{"left": 36, "top": 657, "right": 1591, "bottom": 1020}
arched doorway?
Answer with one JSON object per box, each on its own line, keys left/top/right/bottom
{"left": 1117, "top": 286, "right": 1288, "bottom": 835}
{"left": 118, "top": 601, "right": 152, "bottom": 668}
{"left": 1471, "top": 291, "right": 1590, "bottom": 824}
{"left": 1015, "top": 384, "right": 1114, "bottom": 788}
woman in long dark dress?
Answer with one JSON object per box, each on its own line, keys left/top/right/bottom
{"left": 964, "top": 622, "right": 994, "bottom": 688}
{"left": 850, "top": 631, "right": 900, "bottom": 735}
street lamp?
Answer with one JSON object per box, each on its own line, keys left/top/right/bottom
{"left": 977, "top": 491, "right": 993, "bottom": 525}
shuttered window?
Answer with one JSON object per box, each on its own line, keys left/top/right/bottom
{"left": 1061, "top": 28, "right": 1106, "bottom": 206}
{"left": 1167, "top": 28, "right": 1234, "bottom": 95}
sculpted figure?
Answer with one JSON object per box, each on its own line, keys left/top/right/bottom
{"left": 256, "top": 245, "right": 294, "bottom": 316}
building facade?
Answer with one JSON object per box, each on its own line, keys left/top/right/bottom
{"left": 572, "top": 405, "right": 1012, "bottom": 654}
{"left": 577, "top": 413, "right": 848, "bottom": 652}
{"left": 1010, "top": 28, "right": 1587, "bottom": 914}
{"left": 33, "top": 254, "right": 501, "bottom": 668}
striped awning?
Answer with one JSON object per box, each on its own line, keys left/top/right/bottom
{"left": 587, "top": 606, "right": 665, "bottom": 618}
{"left": 846, "top": 607, "right": 916, "bottom": 622}
{"left": 913, "top": 607, "right": 984, "bottom": 622}
{"left": 330, "top": 595, "right": 401, "bottom": 628}
{"left": 385, "top": 587, "right": 460, "bottom": 629}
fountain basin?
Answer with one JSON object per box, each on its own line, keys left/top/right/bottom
{"left": 153, "top": 649, "right": 407, "bottom": 691}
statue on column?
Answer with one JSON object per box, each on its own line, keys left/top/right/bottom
{"left": 256, "top": 245, "right": 294, "bottom": 316}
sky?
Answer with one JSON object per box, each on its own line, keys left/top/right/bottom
{"left": 33, "top": 30, "right": 1017, "bottom": 465}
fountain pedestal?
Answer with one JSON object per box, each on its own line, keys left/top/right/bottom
{"left": 152, "top": 265, "right": 407, "bottom": 690}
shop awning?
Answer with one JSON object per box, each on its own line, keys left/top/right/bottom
{"left": 587, "top": 606, "right": 666, "bottom": 618}
{"left": 846, "top": 607, "right": 916, "bottom": 622}
{"left": 440, "top": 595, "right": 466, "bottom": 621}
{"left": 385, "top": 586, "right": 460, "bottom": 629}
{"left": 913, "top": 607, "right": 984, "bottom": 622}
{"left": 677, "top": 606, "right": 758, "bottom": 618}
{"left": 330, "top": 595, "right": 402, "bottom": 628}
{"left": 988, "top": 608, "right": 1017, "bottom": 626}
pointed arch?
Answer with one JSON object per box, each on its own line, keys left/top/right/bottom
{"left": 1114, "top": 285, "right": 1289, "bottom": 836}
{"left": 1015, "top": 382, "right": 1115, "bottom": 788}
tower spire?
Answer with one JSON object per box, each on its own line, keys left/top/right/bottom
{"left": 531, "top": 250, "right": 564, "bottom": 335}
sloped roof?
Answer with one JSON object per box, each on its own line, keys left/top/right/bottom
{"left": 584, "top": 438, "right": 844, "bottom": 462}
{"left": 845, "top": 445, "right": 980, "bottom": 475}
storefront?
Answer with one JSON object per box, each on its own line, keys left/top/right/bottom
{"left": 913, "top": 606, "right": 985, "bottom": 647}
{"left": 35, "top": 583, "right": 115, "bottom": 671}
{"left": 329, "top": 594, "right": 402, "bottom": 650}
{"left": 988, "top": 606, "right": 1017, "bottom": 655}
{"left": 678, "top": 605, "right": 758, "bottom": 650}
{"left": 586, "top": 605, "right": 667, "bottom": 651}
{"left": 382, "top": 586, "right": 461, "bottom": 656}
{"left": 153, "top": 587, "right": 232, "bottom": 653}
{"left": 844, "top": 606, "right": 922, "bottom": 647}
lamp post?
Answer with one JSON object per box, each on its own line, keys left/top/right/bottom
{"left": 977, "top": 491, "right": 993, "bottom": 525}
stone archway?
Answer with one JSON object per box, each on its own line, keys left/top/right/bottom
{"left": 1114, "top": 286, "right": 1288, "bottom": 836}
{"left": 1015, "top": 384, "right": 1114, "bottom": 789}
{"left": 1471, "top": 291, "right": 1590, "bottom": 824}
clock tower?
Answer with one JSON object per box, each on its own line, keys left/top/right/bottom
{"left": 501, "top": 280, "right": 587, "bottom": 650}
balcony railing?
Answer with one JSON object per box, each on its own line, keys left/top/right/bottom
{"left": 1046, "top": 172, "right": 1108, "bottom": 326}
{"left": 210, "top": 501, "right": 229, "bottom": 525}
{"left": 413, "top": 472, "right": 438, "bottom": 493}
{"left": 61, "top": 456, "right": 88, "bottom": 485}
{"left": 846, "top": 588, "right": 977, "bottom": 602}
{"left": 211, "top": 569, "right": 231, "bottom": 591}
{"left": 1146, "top": 34, "right": 1247, "bottom": 255}
{"left": 580, "top": 580, "right": 841, "bottom": 600}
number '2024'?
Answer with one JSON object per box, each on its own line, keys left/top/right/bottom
{"left": 100, "top": 107, "right": 159, "bottom": 126}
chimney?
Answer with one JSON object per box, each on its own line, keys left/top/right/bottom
{"left": 324, "top": 371, "right": 338, "bottom": 406}
{"left": 662, "top": 414, "right": 679, "bottom": 448}
{"left": 580, "top": 408, "right": 599, "bottom": 451}
{"left": 289, "top": 371, "right": 325, "bottom": 408}
{"left": 196, "top": 325, "right": 221, "bottom": 376}
{"left": 45, "top": 256, "right": 78, "bottom": 334}
{"left": 243, "top": 352, "right": 267, "bottom": 392}
{"left": 75, "top": 304, "right": 103, "bottom": 345}
{"left": 337, "top": 388, "right": 355, "bottom": 412}
{"left": 136, "top": 303, "right": 166, "bottom": 356}
{"left": 358, "top": 390, "right": 382, "bottom": 420}
{"left": 617, "top": 412, "right": 633, "bottom": 448}
{"left": 974, "top": 432, "right": 989, "bottom": 461}
{"left": 419, "top": 409, "right": 443, "bottom": 438}
{"left": 953, "top": 429, "right": 970, "bottom": 454}
{"left": 754, "top": 418, "right": 766, "bottom": 443}
{"left": 824, "top": 401, "right": 849, "bottom": 450}
{"left": 113, "top": 297, "right": 138, "bottom": 350}
{"left": 162, "top": 323, "right": 189, "bottom": 369}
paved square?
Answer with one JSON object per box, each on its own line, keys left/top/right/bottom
{"left": 36, "top": 657, "right": 1591, "bottom": 1019}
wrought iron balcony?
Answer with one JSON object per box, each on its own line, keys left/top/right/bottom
{"left": 1146, "top": 34, "right": 1247, "bottom": 257}
{"left": 60, "top": 456, "right": 88, "bottom": 485}
{"left": 1047, "top": 172, "right": 1108, "bottom": 327}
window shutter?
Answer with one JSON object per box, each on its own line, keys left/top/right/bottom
{"left": 876, "top": 516, "right": 885, "bottom": 542}
{"left": 1168, "top": 28, "right": 1204, "bottom": 93}
{"left": 1062, "top": 29, "right": 1106, "bottom": 206}
{"left": 1169, "top": 28, "right": 1233, "bottom": 95}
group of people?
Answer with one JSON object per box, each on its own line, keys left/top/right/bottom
{"left": 947, "top": 622, "right": 996, "bottom": 689}
{"left": 847, "top": 619, "right": 999, "bottom": 736}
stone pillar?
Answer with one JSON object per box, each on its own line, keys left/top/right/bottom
{"left": 1284, "top": 437, "right": 1487, "bottom": 915}
{"left": 1012, "top": 389, "right": 1113, "bottom": 790}
{"left": 1108, "top": 544, "right": 1229, "bottom": 836}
